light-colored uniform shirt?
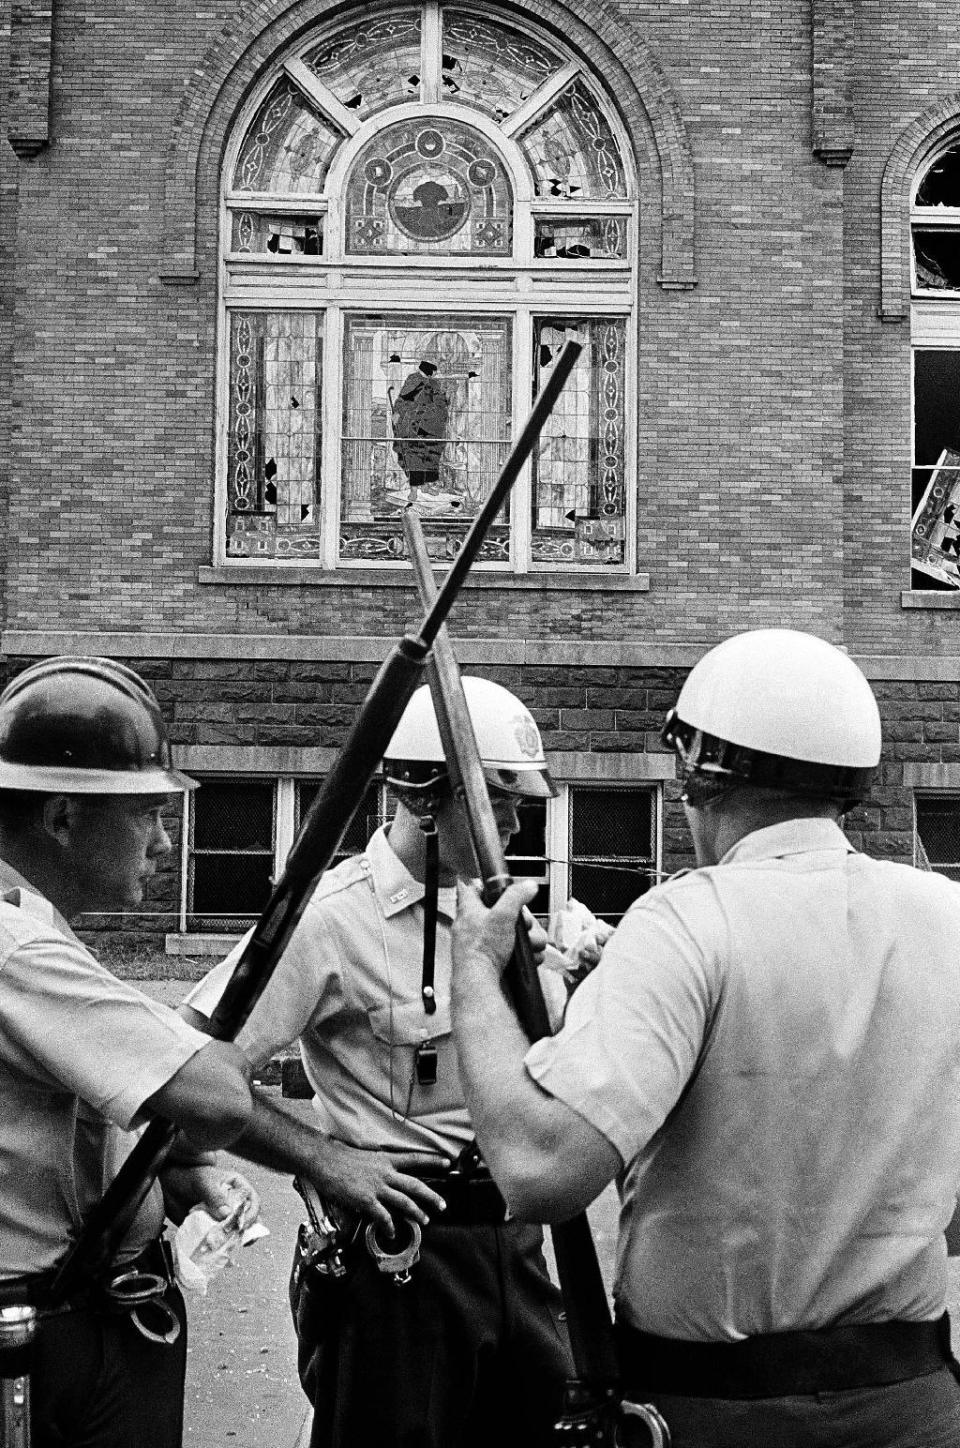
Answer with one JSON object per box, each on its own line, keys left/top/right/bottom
{"left": 188, "top": 827, "right": 565, "bottom": 1160}
{"left": 526, "top": 818, "right": 960, "bottom": 1341}
{"left": 0, "top": 860, "right": 209, "bottom": 1279}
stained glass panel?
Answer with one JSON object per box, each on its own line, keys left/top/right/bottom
{"left": 440, "top": 11, "right": 562, "bottom": 121}
{"left": 534, "top": 217, "right": 627, "bottom": 259}
{"left": 302, "top": 12, "right": 422, "bottom": 120}
{"left": 231, "top": 212, "right": 324, "bottom": 255}
{"left": 345, "top": 119, "right": 512, "bottom": 256}
{"left": 232, "top": 79, "right": 339, "bottom": 193}
{"left": 226, "top": 312, "right": 323, "bottom": 560}
{"left": 520, "top": 79, "right": 627, "bottom": 200}
{"left": 531, "top": 318, "right": 626, "bottom": 566}
{"left": 340, "top": 314, "right": 512, "bottom": 563}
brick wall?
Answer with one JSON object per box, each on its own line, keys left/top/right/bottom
{"left": 0, "top": 0, "right": 892, "bottom": 645}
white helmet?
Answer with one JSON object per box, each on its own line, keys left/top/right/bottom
{"left": 662, "top": 629, "right": 881, "bottom": 803}
{"left": 384, "top": 677, "right": 556, "bottom": 799}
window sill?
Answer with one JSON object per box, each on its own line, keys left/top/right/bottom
{"left": 165, "top": 932, "right": 242, "bottom": 956}
{"left": 901, "top": 590, "right": 960, "bottom": 609}
{"left": 199, "top": 566, "right": 649, "bottom": 592}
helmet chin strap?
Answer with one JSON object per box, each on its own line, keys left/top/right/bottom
{"left": 418, "top": 811, "right": 439, "bottom": 1017}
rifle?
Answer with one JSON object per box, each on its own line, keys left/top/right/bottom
{"left": 42, "top": 338, "right": 584, "bottom": 1311}
{"left": 401, "top": 506, "right": 671, "bottom": 1448}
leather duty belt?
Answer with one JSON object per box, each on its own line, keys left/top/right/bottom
{"left": 615, "top": 1314, "right": 955, "bottom": 1399}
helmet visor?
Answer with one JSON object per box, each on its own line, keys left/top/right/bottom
{"left": 483, "top": 765, "right": 556, "bottom": 800}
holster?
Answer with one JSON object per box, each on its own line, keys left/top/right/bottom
{"left": 288, "top": 1221, "right": 358, "bottom": 1346}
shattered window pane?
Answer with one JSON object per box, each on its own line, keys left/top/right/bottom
{"left": 916, "top": 146, "right": 960, "bottom": 208}
{"left": 226, "top": 312, "right": 323, "bottom": 559}
{"left": 232, "top": 78, "right": 339, "bottom": 192}
{"left": 339, "top": 314, "right": 512, "bottom": 563}
{"left": 519, "top": 79, "right": 627, "bottom": 200}
{"left": 440, "top": 11, "right": 562, "bottom": 121}
{"left": 913, "top": 229, "right": 960, "bottom": 292}
{"left": 912, "top": 351, "right": 960, "bottom": 589}
{"left": 531, "top": 319, "right": 627, "bottom": 566}
{"left": 912, "top": 456, "right": 960, "bottom": 590}
{"left": 345, "top": 119, "right": 512, "bottom": 256}
{"left": 302, "top": 12, "right": 422, "bottom": 119}
{"left": 231, "top": 212, "right": 324, "bottom": 255}
{"left": 534, "top": 217, "right": 627, "bottom": 259}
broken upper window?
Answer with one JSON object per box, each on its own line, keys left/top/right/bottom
{"left": 912, "top": 144, "right": 960, "bottom": 294}
{"left": 219, "top": 3, "right": 636, "bottom": 570}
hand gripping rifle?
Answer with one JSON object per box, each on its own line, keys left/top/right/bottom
{"left": 37, "top": 340, "right": 583, "bottom": 1327}
{"left": 401, "top": 505, "right": 671, "bottom": 1448}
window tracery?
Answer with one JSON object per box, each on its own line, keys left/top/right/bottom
{"left": 219, "top": 3, "right": 636, "bottom": 571}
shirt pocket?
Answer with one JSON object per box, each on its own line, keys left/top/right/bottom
{"left": 366, "top": 1000, "right": 462, "bottom": 1116}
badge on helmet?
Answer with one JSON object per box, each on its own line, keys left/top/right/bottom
{"left": 383, "top": 677, "right": 556, "bottom": 800}
{"left": 0, "top": 657, "right": 196, "bottom": 794}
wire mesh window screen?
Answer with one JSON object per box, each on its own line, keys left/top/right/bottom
{"left": 295, "top": 781, "right": 394, "bottom": 859}
{"left": 188, "top": 779, "right": 276, "bottom": 931}
{"left": 915, "top": 795, "right": 960, "bottom": 879}
{"left": 506, "top": 800, "right": 549, "bottom": 916}
{"left": 569, "top": 787, "right": 655, "bottom": 923}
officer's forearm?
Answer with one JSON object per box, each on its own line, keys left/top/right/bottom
{"left": 231, "top": 1088, "right": 335, "bottom": 1179}
{"left": 452, "top": 883, "right": 621, "bottom": 1221}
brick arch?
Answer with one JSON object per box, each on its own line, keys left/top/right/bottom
{"left": 159, "top": 0, "right": 697, "bottom": 289}
{"left": 879, "top": 92, "right": 960, "bottom": 322}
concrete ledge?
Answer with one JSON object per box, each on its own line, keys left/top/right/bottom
{"left": 198, "top": 566, "right": 650, "bottom": 592}
{"left": 901, "top": 590, "right": 960, "bottom": 608}
{"left": 165, "top": 933, "right": 242, "bottom": 956}
{"left": 8, "top": 630, "right": 960, "bottom": 680}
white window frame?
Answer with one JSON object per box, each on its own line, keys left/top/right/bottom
{"left": 169, "top": 765, "right": 664, "bottom": 950}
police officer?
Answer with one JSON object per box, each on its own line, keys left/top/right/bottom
{"left": 450, "top": 629, "right": 960, "bottom": 1448}
{"left": 0, "top": 657, "right": 439, "bottom": 1448}
{"left": 184, "top": 676, "right": 573, "bottom": 1448}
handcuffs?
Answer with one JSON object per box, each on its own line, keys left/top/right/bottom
{"left": 295, "top": 1177, "right": 423, "bottom": 1287}
{"left": 101, "top": 1250, "right": 180, "bottom": 1345}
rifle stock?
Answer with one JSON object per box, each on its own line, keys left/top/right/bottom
{"left": 45, "top": 342, "right": 583, "bottom": 1309}
{"left": 402, "top": 506, "right": 619, "bottom": 1400}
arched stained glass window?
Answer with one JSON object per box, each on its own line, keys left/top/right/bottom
{"left": 219, "top": 2, "right": 637, "bottom": 571}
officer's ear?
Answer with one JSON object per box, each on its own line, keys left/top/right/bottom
{"left": 41, "top": 793, "right": 78, "bottom": 848}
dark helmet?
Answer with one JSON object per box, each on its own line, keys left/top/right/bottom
{"left": 0, "top": 657, "right": 196, "bottom": 794}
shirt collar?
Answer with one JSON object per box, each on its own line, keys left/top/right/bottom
{"left": 719, "top": 816, "right": 854, "bottom": 866}
{"left": 0, "top": 855, "right": 79, "bottom": 941}
{"left": 365, "top": 827, "right": 457, "bottom": 920}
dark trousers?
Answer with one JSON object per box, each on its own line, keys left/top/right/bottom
{"left": 637, "top": 1370, "right": 960, "bottom": 1448}
{"left": 293, "top": 1220, "right": 572, "bottom": 1448}
{"left": 27, "top": 1287, "right": 187, "bottom": 1448}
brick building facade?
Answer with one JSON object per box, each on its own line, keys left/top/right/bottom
{"left": 3, "top": 0, "right": 960, "bottom": 948}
